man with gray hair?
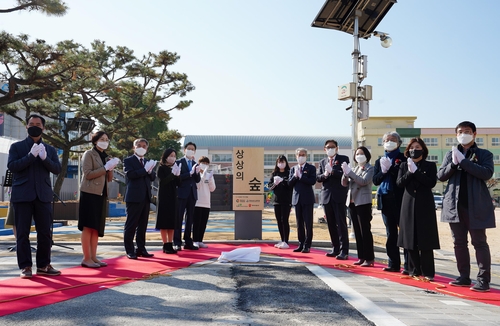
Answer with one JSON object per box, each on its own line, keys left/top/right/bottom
{"left": 123, "top": 138, "right": 157, "bottom": 259}
{"left": 373, "top": 131, "right": 408, "bottom": 273}
{"left": 288, "top": 148, "right": 316, "bottom": 253}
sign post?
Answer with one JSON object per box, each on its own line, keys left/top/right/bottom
{"left": 232, "top": 147, "right": 264, "bottom": 240}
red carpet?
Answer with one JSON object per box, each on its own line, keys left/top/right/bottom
{"left": 0, "top": 243, "right": 499, "bottom": 316}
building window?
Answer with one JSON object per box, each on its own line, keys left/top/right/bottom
{"left": 427, "top": 155, "right": 439, "bottom": 163}
{"left": 423, "top": 138, "right": 438, "bottom": 146}
{"left": 493, "top": 155, "right": 500, "bottom": 164}
{"left": 378, "top": 138, "right": 383, "bottom": 146}
{"left": 401, "top": 138, "right": 411, "bottom": 147}
{"left": 264, "top": 154, "right": 282, "bottom": 166}
{"left": 313, "top": 154, "right": 327, "bottom": 162}
{"left": 445, "top": 138, "right": 458, "bottom": 147}
{"left": 492, "top": 137, "right": 500, "bottom": 146}
{"left": 212, "top": 154, "right": 232, "bottom": 162}
{"left": 476, "top": 137, "right": 484, "bottom": 146}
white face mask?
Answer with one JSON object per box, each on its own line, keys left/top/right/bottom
{"left": 297, "top": 156, "right": 306, "bottom": 165}
{"left": 384, "top": 141, "right": 398, "bottom": 152}
{"left": 277, "top": 162, "right": 286, "bottom": 169}
{"left": 185, "top": 149, "right": 195, "bottom": 159}
{"left": 356, "top": 155, "right": 367, "bottom": 164}
{"left": 199, "top": 164, "right": 208, "bottom": 171}
{"left": 166, "top": 156, "right": 176, "bottom": 164}
{"left": 326, "top": 148, "right": 337, "bottom": 157}
{"left": 97, "top": 141, "right": 108, "bottom": 150}
{"left": 457, "top": 133, "right": 474, "bottom": 145}
{"left": 134, "top": 147, "right": 147, "bottom": 157}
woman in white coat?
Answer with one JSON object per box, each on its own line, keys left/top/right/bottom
{"left": 341, "top": 146, "right": 375, "bottom": 267}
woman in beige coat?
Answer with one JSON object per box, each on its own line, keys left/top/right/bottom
{"left": 78, "top": 131, "right": 119, "bottom": 268}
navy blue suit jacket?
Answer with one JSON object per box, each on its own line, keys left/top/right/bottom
{"left": 176, "top": 157, "right": 201, "bottom": 200}
{"left": 316, "top": 154, "right": 350, "bottom": 205}
{"left": 123, "top": 155, "right": 157, "bottom": 203}
{"left": 7, "top": 137, "right": 62, "bottom": 203}
{"left": 288, "top": 163, "right": 316, "bottom": 206}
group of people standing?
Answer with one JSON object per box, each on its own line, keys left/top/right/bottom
{"left": 268, "top": 120, "right": 495, "bottom": 293}
{"left": 8, "top": 116, "right": 495, "bottom": 293}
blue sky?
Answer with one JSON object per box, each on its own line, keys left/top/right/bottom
{"left": 1, "top": 1, "right": 498, "bottom": 137}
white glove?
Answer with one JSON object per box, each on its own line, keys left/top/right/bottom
{"left": 452, "top": 146, "right": 465, "bottom": 164}
{"left": 205, "top": 170, "right": 214, "bottom": 180}
{"left": 195, "top": 164, "right": 201, "bottom": 174}
{"left": 144, "top": 160, "right": 156, "bottom": 173}
{"left": 104, "top": 158, "right": 120, "bottom": 171}
{"left": 407, "top": 158, "right": 417, "bottom": 173}
{"left": 39, "top": 145, "right": 47, "bottom": 160}
{"left": 294, "top": 166, "right": 301, "bottom": 178}
{"left": 190, "top": 163, "right": 196, "bottom": 175}
{"left": 341, "top": 162, "right": 351, "bottom": 175}
{"left": 30, "top": 143, "right": 41, "bottom": 157}
{"left": 325, "top": 163, "right": 332, "bottom": 174}
{"left": 380, "top": 157, "right": 391, "bottom": 173}
{"left": 273, "top": 176, "right": 283, "bottom": 185}
{"left": 171, "top": 162, "right": 180, "bottom": 176}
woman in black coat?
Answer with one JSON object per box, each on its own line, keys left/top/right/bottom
{"left": 396, "top": 138, "right": 440, "bottom": 281}
{"left": 268, "top": 155, "right": 293, "bottom": 249}
{"left": 156, "top": 148, "right": 181, "bottom": 254}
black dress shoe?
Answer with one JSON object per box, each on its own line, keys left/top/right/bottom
{"left": 293, "top": 246, "right": 304, "bottom": 252}
{"left": 301, "top": 247, "right": 310, "bottom": 253}
{"left": 336, "top": 253, "right": 348, "bottom": 260}
{"left": 326, "top": 251, "right": 340, "bottom": 258}
{"left": 183, "top": 244, "right": 199, "bottom": 250}
{"left": 401, "top": 270, "right": 410, "bottom": 275}
{"left": 126, "top": 253, "right": 137, "bottom": 260}
{"left": 136, "top": 250, "right": 154, "bottom": 257}
{"left": 382, "top": 267, "right": 400, "bottom": 272}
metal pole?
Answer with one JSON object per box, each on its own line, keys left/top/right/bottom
{"left": 351, "top": 10, "right": 361, "bottom": 157}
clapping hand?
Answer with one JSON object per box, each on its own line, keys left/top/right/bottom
{"left": 341, "top": 162, "right": 351, "bottom": 175}
{"left": 205, "top": 170, "right": 214, "bottom": 180}
{"left": 39, "top": 144, "right": 47, "bottom": 160}
{"left": 273, "top": 176, "right": 283, "bottom": 185}
{"left": 325, "top": 163, "right": 332, "bottom": 175}
{"left": 104, "top": 157, "right": 120, "bottom": 171}
{"left": 144, "top": 160, "right": 156, "bottom": 173}
{"left": 195, "top": 164, "right": 201, "bottom": 174}
{"left": 407, "top": 158, "right": 417, "bottom": 173}
{"left": 452, "top": 146, "right": 465, "bottom": 165}
{"left": 172, "top": 162, "right": 181, "bottom": 176}
{"left": 30, "top": 143, "right": 42, "bottom": 157}
{"left": 294, "top": 166, "right": 301, "bottom": 179}
{"left": 380, "top": 157, "right": 391, "bottom": 173}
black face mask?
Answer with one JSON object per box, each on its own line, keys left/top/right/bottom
{"left": 27, "top": 126, "right": 43, "bottom": 137}
{"left": 409, "top": 149, "right": 423, "bottom": 159}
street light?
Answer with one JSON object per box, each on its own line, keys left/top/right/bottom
{"left": 312, "top": 0, "right": 397, "bottom": 155}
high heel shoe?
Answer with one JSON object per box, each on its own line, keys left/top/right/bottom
{"left": 81, "top": 261, "right": 100, "bottom": 268}
{"left": 353, "top": 259, "right": 365, "bottom": 265}
{"left": 360, "top": 260, "right": 374, "bottom": 267}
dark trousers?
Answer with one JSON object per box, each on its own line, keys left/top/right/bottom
{"left": 349, "top": 203, "right": 374, "bottom": 261}
{"left": 14, "top": 199, "right": 52, "bottom": 269}
{"left": 408, "top": 249, "right": 435, "bottom": 278}
{"left": 449, "top": 203, "right": 491, "bottom": 283}
{"left": 324, "top": 200, "right": 348, "bottom": 255}
{"left": 174, "top": 195, "right": 196, "bottom": 246}
{"left": 294, "top": 203, "right": 313, "bottom": 248}
{"left": 274, "top": 204, "right": 291, "bottom": 243}
{"left": 193, "top": 206, "right": 210, "bottom": 242}
{"left": 124, "top": 200, "right": 150, "bottom": 254}
{"left": 380, "top": 194, "right": 408, "bottom": 269}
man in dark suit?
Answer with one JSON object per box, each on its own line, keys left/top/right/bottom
{"left": 174, "top": 142, "right": 201, "bottom": 250}
{"left": 288, "top": 148, "right": 316, "bottom": 253}
{"left": 8, "top": 114, "right": 62, "bottom": 278}
{"left": 123, "top": 138, "right": 157, "bottom": 259}
{"left": 316, "top": 139, "right": 350, "bottom": 259}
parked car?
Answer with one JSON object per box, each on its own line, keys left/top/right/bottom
{"left": 434, "top": 195, "right": 443, "bottom": 209}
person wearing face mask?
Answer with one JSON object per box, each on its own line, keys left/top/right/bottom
{"left": 317, "top": 139, "right": 351, "bottom": 259}
{"left": 78, "top": 131, "right": 120, "bottom": 268}
{"left": 155, "top": 148, "right": 181, "bottom": 254}
{"left": 341, "top": 146, "right": 375, "bottom": 267}
{"left": 123, "top": 138, "right": 157, "bottom": 259}
{"left": 373, "top": 131, "right": 409, "bottom": 274}
{"left": 8, "top": 114, "right": 62, "bottom": 278}
{"left": 193, "top": 156, "right": 216, "bottom": 248}
{"left": 288, "top": 148, "right": 316, "bottom": 253}
{"left": 174, "top": 142, "right": 201, "bottom": 251}
{"left": 438, "top": 121, "right": 495, "bottom": 292}
{"left": 396, "top": 138, "right": 439, "bottom": 281}
{"left": 268, "top": 155, "right": 293, "bottom": 249}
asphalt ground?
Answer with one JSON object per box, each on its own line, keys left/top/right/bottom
{"left": 1, "top": 209, "right": 500, "bottom": 326}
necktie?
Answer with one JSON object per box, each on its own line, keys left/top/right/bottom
{"left": 187, "top": 159, "right": 192, "bottom": 170}
{"left": 140, "top": 158, "right": 144, "bottom": 166}
{"left": 329, "top": 158, "right": 333, "bottom": 167}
